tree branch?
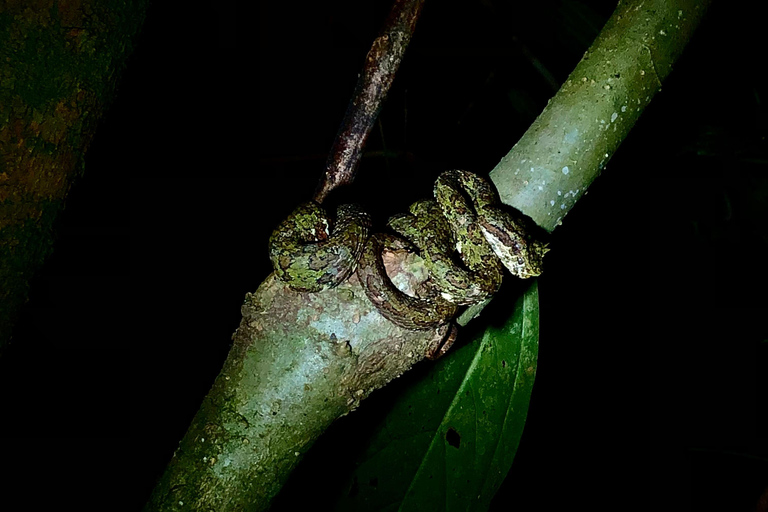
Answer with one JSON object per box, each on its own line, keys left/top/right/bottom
{"left": 490, "top": 0, "right": 711, "bottom": 232}
{"left": 314, "top": 0, "right": 425, "bottom": 203}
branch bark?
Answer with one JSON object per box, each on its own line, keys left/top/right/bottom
{"left": 314, "top": 0, "right": 425, "bottom": 203}
{"left": 0, "top": 0, "right": 148, "bottom": 352}
{"left": 144, "top": 1, "right": 712, "bottom": 510}
{"left": 489, "top": 0, "right": 711, "bottom": 232}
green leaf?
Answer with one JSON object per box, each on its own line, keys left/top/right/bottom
{"left": 334, "top": 280, "right": 539, "bottom": 511}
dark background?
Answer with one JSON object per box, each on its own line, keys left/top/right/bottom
{"left": 0, "top": 0, "right": 765, "bottom": 510}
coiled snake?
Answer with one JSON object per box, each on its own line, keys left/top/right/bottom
{"left": 269, "top": 170, "right": 547, "bottom": 333}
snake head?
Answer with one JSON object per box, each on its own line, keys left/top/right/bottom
{"left": 477, "top": 205, "right": 547, "bottom": 279}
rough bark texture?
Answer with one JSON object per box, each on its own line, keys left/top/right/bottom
{"left": 0, "top": 0, "right": 148, "bottom": 351}
{"left": 144, "top": 1, "right": 712, "bottom": 510}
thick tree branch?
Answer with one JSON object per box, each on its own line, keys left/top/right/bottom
{"left": 144, "top": 1, "right": 712, "bottom": 510}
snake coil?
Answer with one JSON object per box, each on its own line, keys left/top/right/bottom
{"left": 268, "top": 170, "right": 547, "bottom": 330}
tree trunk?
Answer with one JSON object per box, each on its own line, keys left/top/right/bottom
{"left": 0, "top": 0, "right": 148, "bottom": 351}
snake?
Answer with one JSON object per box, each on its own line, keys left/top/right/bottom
{"left": 268, "top": 170, "right": 547, "bottom": 328}
{"left": 268, "top": 202, "right": 371, "bottom": 292}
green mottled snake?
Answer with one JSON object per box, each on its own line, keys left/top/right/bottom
{"left": 268, "top": 170, "right": 547, "bottom": 329}
{"left": 268, "top": 202, "right": 371, "bottom": 292}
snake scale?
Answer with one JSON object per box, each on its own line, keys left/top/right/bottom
{"left": 268, "top": 170, "right": 547, "bottom": 331}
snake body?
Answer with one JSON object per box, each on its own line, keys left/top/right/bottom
{"left": 387, "top": 198, "right": 502, "bottom": 306}
{"left": 268, "top": 170, "right": 547, "bottom": 328}
{"left": 355, "top": 232, "right": 457, "bottom": 329}
{"left": 268, "top": 202, "right": 371, "bottom": 292}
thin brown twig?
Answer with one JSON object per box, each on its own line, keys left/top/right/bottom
{"left": 314, "top": 0, "right": 425, "bottom": 203}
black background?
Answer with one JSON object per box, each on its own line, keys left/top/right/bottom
{"left": 0, "top": 0, "right": 766, "bottom": 510}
